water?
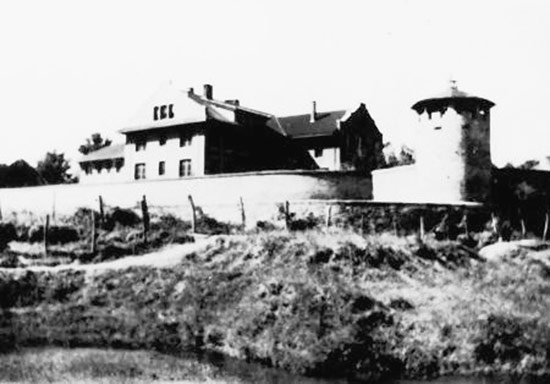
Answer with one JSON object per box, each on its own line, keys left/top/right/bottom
{"left": 193, "top": 351, "right": 547, "bottom": 384}
{"left": 3, "top": 347, "right": 546, "bottom": 384}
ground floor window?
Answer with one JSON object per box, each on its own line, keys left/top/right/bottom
{"left": 179, "top": 159, "right": 192, "bottom": 177}
{"left": 158, "top": 161, "right": 165, "bottom": 176}
{"left": 134, "top": 163, "right": 146, "bottom": 180}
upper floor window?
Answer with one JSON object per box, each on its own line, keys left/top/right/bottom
{"left": 154, "top": 104, "right": 174, "bottom": 121}
{"left": 134, "top": 163, "right": 146, "bottom": 180}
{"left": 159, "top": 135, "right": 167, "bottom": 146}
{"left": 180, "top": 133, "right": 192, "bottom": 147}
{"left": 179, "top": 159, "right": 192, "bottom": 177}
{"left": 158, "top": 161, "right": 165, "bottom": 176}
{"left": 136, "top": 139, "right": 146, "bottom": 151}
{"left": 314, "top": 148, "right": 323, "bottom": 158}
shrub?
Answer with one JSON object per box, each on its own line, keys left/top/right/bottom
{"left": 0, "top": 223, "right": 17, "bottom": 250}
{"left": 28, "top": 225, "right": 79, "bottom": 244}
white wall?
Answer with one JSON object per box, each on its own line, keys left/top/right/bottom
{"left": 0, "top": 170, "right": 372, "bottom": 225}
{"left": 308, "top": 147, "right": 340, "bottom": 170}
{"left": 123, "top": 131, "right": 206, "bottom": 181}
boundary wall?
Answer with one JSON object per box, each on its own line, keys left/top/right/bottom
{"left": 0, "top": 170, "right": 372, "bottom": 225}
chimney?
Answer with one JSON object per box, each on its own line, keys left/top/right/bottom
{"left": 187, "top": 87, "right": 194, "bottom": 96}
{"left": 203, "top": 84, "right": 213, "bottom": 100}
{"left": 310, "top": 101, "right": 317, "bottom": 123}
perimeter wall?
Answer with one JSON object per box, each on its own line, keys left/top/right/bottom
{"left": 0, "top": 170, "right": 372, "bottom": 225}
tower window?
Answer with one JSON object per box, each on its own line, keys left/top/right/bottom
{"left": 134, "top": 163, "right": 146, "bottom": 180}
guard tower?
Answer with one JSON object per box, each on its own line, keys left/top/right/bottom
{"left": 411, "top": 81, "right": 495, "bottom": 202}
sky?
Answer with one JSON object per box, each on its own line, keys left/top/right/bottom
{"left": 0, "top": 0, "right": 549, "bottom": 171}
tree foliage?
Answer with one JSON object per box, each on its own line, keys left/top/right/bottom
{"left": 79, "top": 133, "right": 112, "bottom": 155}
{"left": 36, "top": 152, "right": 74, "bottom": 184}
{"left": 517, "top": 159, "right": 539, "bottom": 170}
{"left": 0, "top": 160, "right": 44, "bottom": 187}
{"left": 382, "top": 143, "right": 415, "bottom": 168}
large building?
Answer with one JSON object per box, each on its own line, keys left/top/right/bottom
{"left": 78, "top": 84, "right": 384, "bottom": 184}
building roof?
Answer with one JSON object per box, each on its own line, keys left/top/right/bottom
{"left": 78, "top": 144, "right": 124, "bottom": 163}
{"left": 119, "top": 84, "right": 278, "bottom": 134}
{"left": 412, "top": 81, "right": 495, "bottom": 113}
{"left": 268, "top": 110, "right": 348, "bottom": 139}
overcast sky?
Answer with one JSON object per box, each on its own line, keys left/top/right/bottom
{"left": 0, "top": 0, "right": 549, "bottom": 170}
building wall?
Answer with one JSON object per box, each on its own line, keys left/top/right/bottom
{"left": 205, "top": 121, "right": 317, "bottom": 174}
{"left": 308, "top": 147, "right": 340, "bottom": 170}
{"left": 123, "top": 127, "right": 206, "bottom": 181}
{"left": 339, "top": 105, "right": 384, "bottom": 172}
{"left": 0, "top": 170, "right": 372, "bottom": 225}
{"left": 79, "top": 164, "right": 126, "bottom": 185}
{"left": 414, "top": 104, "right": 491, "bottom": 202}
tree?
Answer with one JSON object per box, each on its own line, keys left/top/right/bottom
{"left": 36, "top": 152, "right": 74, "bottom": 184}
{"left": 382, "top": 143, "right": 415, "bottom": 168}
{"left": 79, "top": 133, "right": 112, "bottom": 155}
{"left": 518, "top": 159, "right": 540, "bottom": 170}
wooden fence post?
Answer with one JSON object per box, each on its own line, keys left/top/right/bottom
{"left": 98, "top": 195, "right": 104, "bottom": 226}
{"left": 239, "top": 197, "right": 246, "bottom": 230}
{"left": 284, "top": 201, "right": 291, "bottom": 230}
{"left": 188, "top": 195, "right": 197, "bottom": 234}
{"left": 44, "top": 214, "right": 50, "bottom": 257}
{"left": 90, "top": 210, "right": 97, "bottom": 254}
{"left": 543, "top": 212, "right": 549, "bottom": 241}
{"left": 325, "top": 205, "right": 332, "bottom": 228}
{"left": 51, "top": 192, "right": 56, "bottom": 225}
{"left": 491, "top": 213, "right": 499, "bottom": 241}
{"left": 141, "top": 195, "right": 150, "bottom": 244}
{"left": 419, "top": 215, "right": 425, "bottom": 241}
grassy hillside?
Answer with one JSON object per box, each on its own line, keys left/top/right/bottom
{"left": 0, "top": 229, "right": 549, "bottom": 382}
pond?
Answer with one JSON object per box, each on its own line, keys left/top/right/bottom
{"left": 0, "top": 347, "right": 546, "bottom": 384}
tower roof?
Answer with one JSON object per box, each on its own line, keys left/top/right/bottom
{"left": 411, "top": 81, "right": 495, "bottom": 113}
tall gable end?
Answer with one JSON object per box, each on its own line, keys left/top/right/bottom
{"left": 120, "top": 84, "right": 207, "bottom": 134}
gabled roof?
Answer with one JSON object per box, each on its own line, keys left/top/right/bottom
{"left": 78, "top": 144, "right": 124, "bottom": 163}
{"left": 120, "top": 83, "right": 278, "bottom": 134}
{"left": 268, "top": 110, "right": 348, "bottom": 139}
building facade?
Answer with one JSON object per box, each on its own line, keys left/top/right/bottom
{"left": 78, "top": 84, "right": 384, "bottom": 183}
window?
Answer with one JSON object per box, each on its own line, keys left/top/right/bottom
{"left": 180, "top": 133, "right": 192, "bottom": 147}
{"left": 434, "top": 126, "right": 442, "bottom": 130}
{"left": 134, "top": 163, "right": 146, "bottom": 180}
{"left": 179, "top": 159, "right": 192, "bottom": 177}
{"left": 136, "top": 139, "right": 146, "bottom": 151}
{"left": 314, "top": 148, "right": 323, "bottom": 158}
{"left": 159, "top": 135, "right": 167, "bottom": 146}
{"left": 158, "top": 161, "right": 165, "bottom": 176}
{"left": 153, "top": 104, "right": 174, "bottom": 121}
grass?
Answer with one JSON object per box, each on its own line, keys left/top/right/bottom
{"left": 0, "top": 228, "right": 549, "bottom": 381}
